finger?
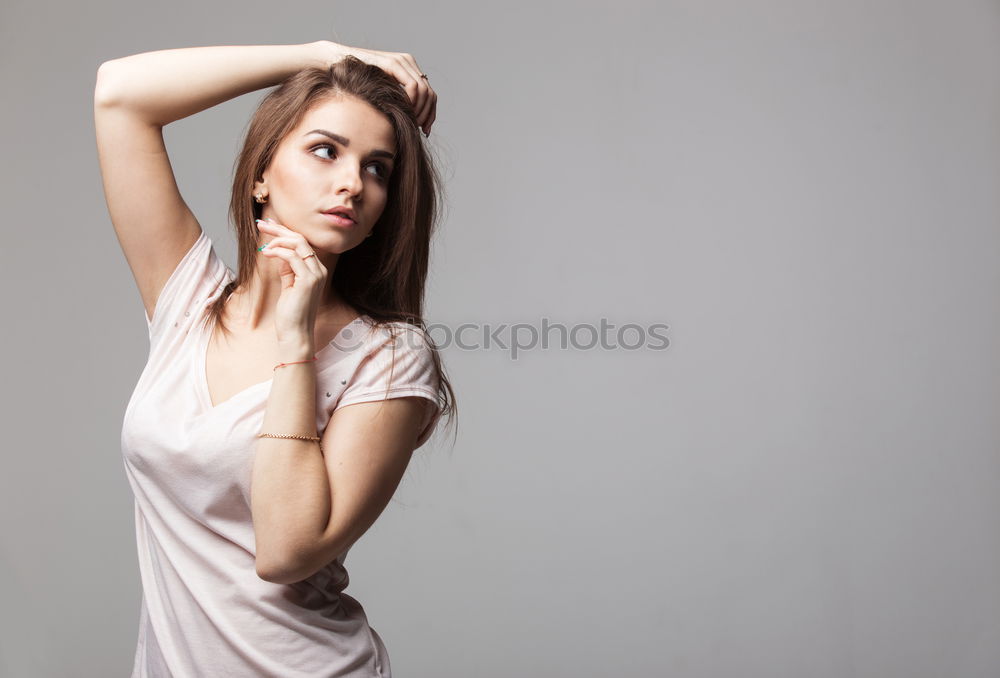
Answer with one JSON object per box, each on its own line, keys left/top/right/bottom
{"left": 381, "top": 56, "right": 419, "bottom": 104}
{"left": 257, "top": 217, "right": 305, "bottom": 240}
{"left": 260, "top": 245, "right": 316, "bottom": 281}
{"left": 396, "top": 53, "right": 431, "bottom": 125}
{"left": 258, "top": 237, "right": 323, "bottom": 272}
{"left": 415, "top": 82, "right": 434, "bottom": 131}
{"left": 392, "top": 53, "right": 427, "bottom": 122}
{"left": 255, "top": 219, "right": 290, "bottom": 238}
{"left": 391, "top": 52, "right": 423, "bottom": 93}
{"left": 400, "top": 74, "right": 425, "bottom": 124}
{"left": 421, "top": 91, "right": 438, "bottom": 134}
{"left": 257, "top": 236, "right": 306, "bottom": 253}
{"left": 415, "top": 86, "right": 434, "bottom": 129}
{"left": 256, "top": 221, "right": 312, "bottom": 252}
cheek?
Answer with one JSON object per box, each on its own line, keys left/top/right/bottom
{"left": 369, "top": 183, "right": 390, "bottom": 207}
{"left": 355, "top": 184, "right": 381, "bottom": 210}
{"left": 366, "top": 197, "right": 389, "bottom": 221}
{"left": 274, "top": 159, "right": 315, "bottom": 191}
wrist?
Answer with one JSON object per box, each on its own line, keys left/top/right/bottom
{"left": 276, "top": 339, "right": 316, "bottom": 363}
{"left": 306, "top": 40, "right": 348, "bottom": 68}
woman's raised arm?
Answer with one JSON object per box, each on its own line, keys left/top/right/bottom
{"left": 94, "top": 41, "right": 435, "bottom": 323}
{"left": 94, "top": 42, "right": 341, "bottom": 323}
{"left": 95, "top": 41, "right": 335, "bottom": 126}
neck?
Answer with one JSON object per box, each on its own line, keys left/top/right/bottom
{"left": 229, "top": 248, "right": 346, "bottom": 332}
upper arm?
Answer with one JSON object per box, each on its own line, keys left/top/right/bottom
{"left": 277, "top": 396, "right": 432, "bottom": 584}
{"left": 94, "top": 62, "right": 202, "bottom": 324}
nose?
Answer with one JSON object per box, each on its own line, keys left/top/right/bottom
{"left": 334, "top": 161, "right": 364, "bottom": 199}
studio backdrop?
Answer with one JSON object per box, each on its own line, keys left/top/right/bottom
{"left": 1, "top": 1, "right": 998, "bottom": 676}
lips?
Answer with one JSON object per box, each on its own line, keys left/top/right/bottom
{"left": 322, "top": 205, "right": 357, "bottom": 223}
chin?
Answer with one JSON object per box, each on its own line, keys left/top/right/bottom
{"left": 315, "top": 232, "right": 358, "bottom": 252}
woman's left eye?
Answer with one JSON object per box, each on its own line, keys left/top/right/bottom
{"left": 311, "top": 144, "right": 389, "bottom": 180}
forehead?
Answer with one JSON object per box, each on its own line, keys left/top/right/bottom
{"left": 293, "top": 96, "right": 396, "bottom": 151}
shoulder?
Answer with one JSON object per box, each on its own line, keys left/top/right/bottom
{"left": 341, "top": 318, "right": 440, "bottom": 391}
{"left": 329, "top": 317, "right": 444, "bottom": 447}
{"left": 146, "top": 229, "right": 232, "bottom": 343}
{"left": 356, "top": 318, "right": 437, "bottom": 356}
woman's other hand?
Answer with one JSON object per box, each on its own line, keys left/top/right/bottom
{"left": 255, "top": 218, "right": 328, "bottom": 350}
{"left": 315, "top": 40, "right": 437, "bottom": 136}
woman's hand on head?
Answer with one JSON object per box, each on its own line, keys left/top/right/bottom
{"left": 318, "top": 40, "right": 437, "bottom": 136}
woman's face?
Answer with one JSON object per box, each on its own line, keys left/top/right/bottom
{"left": 255, "top": 95, "right": 397, "bottom": 253}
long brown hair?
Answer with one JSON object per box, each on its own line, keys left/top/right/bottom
{"left": 203, "top": 55, "right": 456, "bottom": 445}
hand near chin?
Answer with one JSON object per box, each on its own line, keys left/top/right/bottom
{"left": 255, "top": 218, "right": 328, "bottom": 350}
{"left": 316, "top": 40, "right": 437, "bottom": 136}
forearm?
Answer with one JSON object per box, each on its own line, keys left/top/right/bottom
{"left": 251, "top": 338, "right": 331, "bottom": 578}
{"left": 94, "top": 41, "right": 339, "bottom": 125}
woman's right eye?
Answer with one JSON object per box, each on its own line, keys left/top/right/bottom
{"left": 311, "top": 144, "right": 335, "bottom": 160}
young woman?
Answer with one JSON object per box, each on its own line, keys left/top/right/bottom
{"left": 94, "top": 41, "right": 456, "bottom": 677}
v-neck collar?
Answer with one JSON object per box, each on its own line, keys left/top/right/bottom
{"left": 196, "top": 312, "right": 368, "bottom": 414}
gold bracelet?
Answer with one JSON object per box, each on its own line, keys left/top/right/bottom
{"left": 257, "top": 432, "right": 324, "bottom": 453}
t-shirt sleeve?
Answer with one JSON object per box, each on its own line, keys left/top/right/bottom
{"left": 334, "top": 324, "right": 444, "bottom": 449}
{"left": 145, "top": 229, "right": 231, "bottom": 350}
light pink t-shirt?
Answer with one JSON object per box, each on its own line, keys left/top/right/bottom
{"left": 120, "top": 229, "right": 442, "bottom": 677}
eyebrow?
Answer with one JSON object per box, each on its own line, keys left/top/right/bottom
{"left": 304, "top": 129, "right": 396, "bottom": 162}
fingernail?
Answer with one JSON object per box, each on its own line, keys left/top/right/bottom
{"left": 257, "top": 243, "right": 268, "bottom": 251}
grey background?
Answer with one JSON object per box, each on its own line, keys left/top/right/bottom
{"left": 2, "top": 0, "right": 998, "bottom": 676}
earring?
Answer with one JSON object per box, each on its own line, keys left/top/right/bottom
{"left": 254, "top": 192, "right": 268, "bottom": 204}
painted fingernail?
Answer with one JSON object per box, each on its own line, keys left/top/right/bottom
{"left": 257, "top": 243, "right": 268, "bottom": 251}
